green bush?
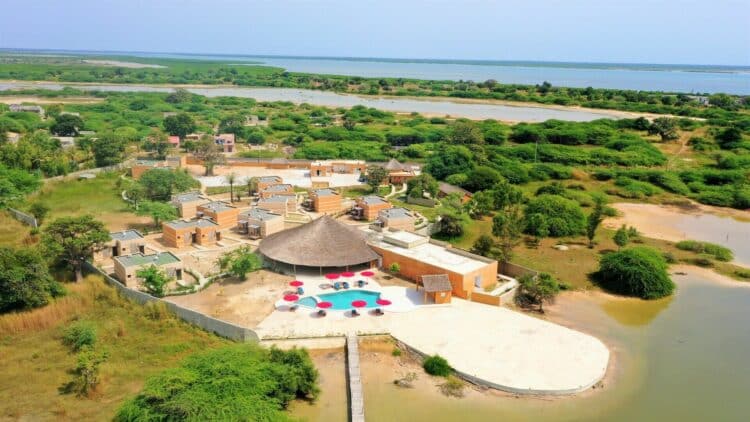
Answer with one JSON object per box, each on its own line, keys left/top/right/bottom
{"left": 675, "top": 240, "right": 734, "bottom": 262}
{"left": 63, "top": 321, "right": 97, "bottom": 351}
{"left": 596, "top": 246, "right": 675, "bottom": 299}
{"left": 734, "top": 269, "right": 750, "bottom": 279}
{"left": 523, "top": 194, "right": 586, "bottom": 237}
{"left": 423, "top": 355, "right": 452, "bottom": 377}
{"left": 115, "top": 345, "right": 319, "bottom": 421}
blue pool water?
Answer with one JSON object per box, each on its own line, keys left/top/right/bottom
{"left": 298, "top": 290, "right": 381, "bottom": 310}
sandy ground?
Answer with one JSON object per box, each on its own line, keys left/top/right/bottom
{"left": 186, "top": 164, "right": 363, "bottom": 188}
{"left": 82, "top": 59, "right": 166, "bottom": 68}
{"left": 605, "top": 202, "right": 750, "bottom": 242}
{"left": 164, "top": 269, "right": 292, "bottom": 328}
{"left": 0, "top": 96, "right": 103, "bottom": 104}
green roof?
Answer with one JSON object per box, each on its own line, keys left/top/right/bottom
{"left": 114, "top": 252, "right": 180, "bottom": 268}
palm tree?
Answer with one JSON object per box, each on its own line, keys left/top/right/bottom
{"left": 225, "top": 172, "right": 237, "bottom": 203}
{"left": 246, "top": 176, "right": 259, "bottom": 197}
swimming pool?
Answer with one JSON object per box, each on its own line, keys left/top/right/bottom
{"left": 298, "top": 290, "right": 382, "bottom": 310}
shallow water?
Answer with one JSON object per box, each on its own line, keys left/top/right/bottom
{"left": 0, "top": 81, "right": 636, "bottom": 122}
{"left": 293, "top": 273, "right": 750, "bottom": 421}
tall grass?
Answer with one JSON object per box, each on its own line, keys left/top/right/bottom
{"left": 0, "top": 281, "right": 93, "bottom": 336}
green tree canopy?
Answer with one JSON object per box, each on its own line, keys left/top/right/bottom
{"left": 0, "top": 246, "right": 64, "bottom": 313}
{"left": 136, "top": 265, "right": 171, "bottom": 297}
{"left": 136, "top": 200, "right": 178, "bottom": 228}
{"left": 425, "top": 144, "right": 474, "bottom": 180}
{"left": 447, "top": 121, "right": 484, "bottom": 146}
{"left": 43, "top": 215, "right": 110, "bottom": 281}
{"left": 51, "top": 114, "right": 84, "bottom": 136}
{"left": 218, "top": 246, "right": 263, "bottom": 279}
{"left": 514, "top": 272, "right": 562, "bottom": 313}
{"left": 163, "top": 113, "right": 196, "bottom": 139}
{"left": 523, "top": 194, "right": 586, "bottom": 237}
{"left": 138, "top": 169, "right": 199, "bottom": 201}
{"left": 406, "top": 173, "right": 439, "bottom": 199}
{"left": 92, "top": 133, "right": 126, "bottom": 167}
{"left": 366, "top": 165, "right": 389, "bottom": 190}
{"left": 596, "top": 246, "right": 675, "bottom": 299}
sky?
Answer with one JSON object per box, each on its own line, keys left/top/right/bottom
{"left": 1, "top": 0, "right": 749, "bottom": 65}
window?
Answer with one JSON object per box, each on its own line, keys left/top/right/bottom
{"left": 474, "top": 275, "right": 482, "bottom": 288}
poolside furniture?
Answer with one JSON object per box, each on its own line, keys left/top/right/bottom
{"left": 334, "top": 282, "right": 342, "bottom": 290}
{"left": 297, "top": 287, "right": 304, "bottom": 295}
{"left": 374, "top": 308, "right": 384, "bottom": 316}
{"left": 317, "top": 309, "right": 327, "bottom": 317}
{"left": 342, "top": 281, "right": 350, "bottom": 289}
{"left": 290, "top": 304, "right": 298, "bottom": 312}
{"left": 357, "top": 279, "right": 365, "bottom": 288}
{"left": 351, "top": 309, "right": 360, "bottom": 317}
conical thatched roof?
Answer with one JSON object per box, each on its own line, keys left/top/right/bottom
{"left": 383, "top": 158, "right": 405, "bottom": 171}
{"left": 258, "top": 215, "right": 379, "bottom": 267}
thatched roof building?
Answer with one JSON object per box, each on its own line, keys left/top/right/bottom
{"left": 258, "top": 215, "right": 379, "bottom": 268}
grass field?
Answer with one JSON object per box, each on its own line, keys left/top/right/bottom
{"left": 0, "top": 275, "right": 230, "bottom": 420}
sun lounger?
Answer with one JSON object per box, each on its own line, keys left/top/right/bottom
{"left": 351, "top": 309, "right": 360, "bottom": 317}
{"left": 357, "top": 279, "right": 365, "bottom": 288}
{"left": 374, "top": 308, "right": 384, "bottom": 316}
{"left": 289, "top": 304, "right": 298, "bottom": 312}
{"left": 297, "top": 287, "right": 304, "bottom": 295}
{"left": 342, "top": 281, "right": 350, "bottom": 289}
{"left": 334, "top": 282, "right": 341, "bottom": 290}
{"left": 317, "top": 309, "right": 327, "bottom": 317}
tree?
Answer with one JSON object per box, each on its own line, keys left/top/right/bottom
{"left": 136, "top": 265, "right": 171, "bottom": 297}
{"left": 29, "top": 202, "right": 50, "bottom": 225}
{"left": 366, "top": 165, "right": 389, "bottom": 191}
{"left": 715, "top": 126, "right": 743, "bottom": 149}
{"left": 586, "top": 195, "right": 607, "bottom": 248}
{"left": 51, "top": 114, "right": 83, "bottom": 136}
{"left": 425, "top": 144, "right": 474, "bottom": 180}
{"left": 124, "top": 182, "right": 147, "bottom": 210}
{"left": 343, "top": 117, "right": 356, "bottom": 130}
{"left": 0, "top": 246, "right": 64, "bottom": 313}
{"left": 514, "top": 273, "right": 561, "bottom": 313}
{"left": 523, "top": 194, "right": 586, "bottom": 238}
{"left": 194, "top": 134, "right": 225, "bottom": 176}
{"left": 138, "top": 169, "right": 199, "bottom": 201}
{"left": 465, "top": 190, "right": 494, "bottom": 219}
{"left": 613, "top": 225, "right": 630, "bottom": 249}
{"left": 492, "top": 204, "right": 524, "bottom": 262}
{"left": 92, "top": 133, "right": 126, "bottom": 167}
{"left": 63, "top": 346, "right": 109, "bottom": 398}
{"left": 462, "top": 166, "right": 501, "bottom": 192}
{"left": 388, "top": 262, "right": 401, "bottom": 274}
{"left": 447, "top": 121, "right": 484, "bottom": 146}
{"left": 488, "top": 178, "right": 524, "bottom": 210}
{"left": 246, "top": 176, "right": 259, "bottom": 196}
{"left": 225, "top": 172, "right": 237, "bottom": 203}
{"left": 144, "top": 128, "right": 172, "bottom": 159}
{"left": 218, "top": 246, "right": 262, "bottom": 279}
{"left": 596, "top": 246, "right": 675, "bottom": 299}
{"left": 164, "top": 88, "right": 192, "bottom": 104}
{"left": 648, "top": 117, "right": 679, "bottom": 141}
{"left": 163, "top": 113, "right": 196, "bottom": 139}
{"left": 136, "top": 201, "right": 177, "bottom": 228}
{"left": 218, "top": 114, "right": 248, "bottom": 139}
{"left": 42, "top": 216, "right": 110, "bottom": 282}
{"left": 437, "top": 213, "right": 464, "bottom": 238}
{"left": 406, "top": 173, "right": 439, "bottom": 199}
{"left": 470, "top": 235, "right": 496, "bottom": 258}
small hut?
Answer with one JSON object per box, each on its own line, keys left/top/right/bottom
{"left": 419, "top": 274, "right": 453, "bottom": 304}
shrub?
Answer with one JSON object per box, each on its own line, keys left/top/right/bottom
{"left": 596, "top": 247, "right": 675, "bottom": 299}
{"left": 62, "top": 347, "right": 109, "bottom": 397}
{"left": 439, "top": 375, "right": 466, "bottom": 397}
{"left": 523, "top": 194, "right": 586, "bottom": 237}
{"left": 734, "top": 269, "right": 750, "bottom": 279}
{"left": 63, "top": 321, "right": 97, "bottom": 351}
{"left": 391, "top": 347, "right": 402, "bottom": 357}
{"left": 675, "top": 240, "right": 734, "bottom": 262}
{"left": 423, "top": 355, "right": 452, "bottom": 377}
{"left": 115, "top": 345, "right": 319, "bottom": 421}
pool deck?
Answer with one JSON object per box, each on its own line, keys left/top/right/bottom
{"left": 256, "top": 275, "right": 610, "bottom": 395}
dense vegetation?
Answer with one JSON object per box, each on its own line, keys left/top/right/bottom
{"left": 115, "top": 344, "right": 319, "bottom": 421}
{"left": 596, "top": 246, "right": 675, "bottom": 299}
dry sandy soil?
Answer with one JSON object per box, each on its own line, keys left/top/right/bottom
{"left": 164, "top": 269, "right": 292, "bottom": 328}
{"left": 82, "top": 59, "right": 166, "bottom": 68}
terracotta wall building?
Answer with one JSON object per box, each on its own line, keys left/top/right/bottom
{"left": 196, "top": 201, "right": 240, "bottom": 230}
{"left": 162, "top": 218, "right": 221, "bottom": 248}
{"left": 309, "top": 188, "right": 341, "bottom": 214}
{"left": 113, "top": 252, "right": 183, "bottom": 288}
{"left": 95, "top": 230, "right": 146, "bottom": 260}
{"left": 310, "top": 160, "right": 365, "bottom": 177}
{"left": 215, "top": 133, "right": 235, "bottom": 153}
{"left": 171, "top": 191, "right": 210, "bottom": 219}
{"left": 367, "top": 229, "right": 497, "bottom": 300}
{"left": 238, "top": 208, "right": 285, "bottom": 239}
{"left": 353, "top": 195, "right": 391, "bottom": 221}
{"left": 257, "top": 194, "right": 296, "bottom": 216}
{"left": 259, "top": 183, "right": 294, "bottom": 199}
{"left": 256, "top": 175, "right": 283, "bottom": 193}
{"left": 377, "top": 207, "right": 416, "bottom": 231}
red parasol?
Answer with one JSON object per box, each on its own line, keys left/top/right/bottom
{"left": 325, "top": 273, "right": 340, "bottom": 280}
{"left": 376, "top": 298, "right": 392, "bottom": 306}
{"left": 360, "top": 271, "right": 375, "bottom": 277}
{"left": 351, "top": 300, "right": 367, "bottom": 308}
{"left": 283, "top": 294, "right": 299, "bottom": 302}
{"left": 341, "top": 271, "right": 355, "bottom": 278}
{"left": 289, "top": 280, "right": 304, "bottom": 287}
{"left": 316, "top": 301, "right": 333, "bottom": 309}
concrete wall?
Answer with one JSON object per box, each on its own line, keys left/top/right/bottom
{"left": 470, "top": 291, "right": 502, "bottom": 306}
{"left": 7, "top": 208, "right": 37, "bottom": 228}
{"left": 199, "top": 207, "right": 239, "bottom": 230}
{"left": 405, "top": 197, "right": 437, "bottom": 207}
{"left": 84, "top": 262, "right": 259, "bottom": 342}
{"left": 500, "top": 262, "right": 538, "bottom": 279}
{"left": 313, "top": 194, "right": 341, "bottom": 214}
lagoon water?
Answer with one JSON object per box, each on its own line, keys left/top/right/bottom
{"left": 0, "top": 81, "right": 634, "bottom": 122}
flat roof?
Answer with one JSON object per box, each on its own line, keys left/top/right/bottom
{"left": 258, "top": 176, "right": 282, "bottom": 182}
{"left": 171, "top": 191, "right": 205, "bottom": 203}
{"left": 380, "top": 207, "right": 413, "bottom": 219}
{"left": 164, "top": 218, "right": 219, "bottom": 229}
{"left": 198, "top": 201, "right": 235, "bottom": 212}
{"left": 360, "top": 195, "right": 388, "bottom": 206}
{"left": 134, "top": 159, "right": 162, "bottom": 166}
{"left": 110, "top": 229, "right": 143, "bottom": 242}
{"left": 114, "top": 252, "right": 180, "bottom": 268}
{"left": 260, "top": 194, "right": 295, "bottom": 203}
{"left": 367, "top": 229, "right": 490, "bottom": 275}
{"left": 313, "top": 188, "right": 338, "bottom": 197}
{"left": 262, "top": 184, "right": 293, "bottom": 192}
{"left": 240, "top": 208, "right": 282, "bottom": 221}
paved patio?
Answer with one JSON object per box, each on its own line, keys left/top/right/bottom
{"left": 255, "top": 276, "right": 610, "bottom": 395}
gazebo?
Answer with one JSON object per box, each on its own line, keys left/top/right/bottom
{"left": 419, "top": 274, "right": 453, "bottom": 304}
{"left": 258, "top": 215, "right": 379, "bottom": 274}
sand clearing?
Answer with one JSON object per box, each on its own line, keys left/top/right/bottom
{"left": 82, "top": 59, "right": 166, "bottom": 68}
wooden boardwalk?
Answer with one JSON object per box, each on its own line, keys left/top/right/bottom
{"left": 346, "top": 334, "right": 365, "bottom": 422}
